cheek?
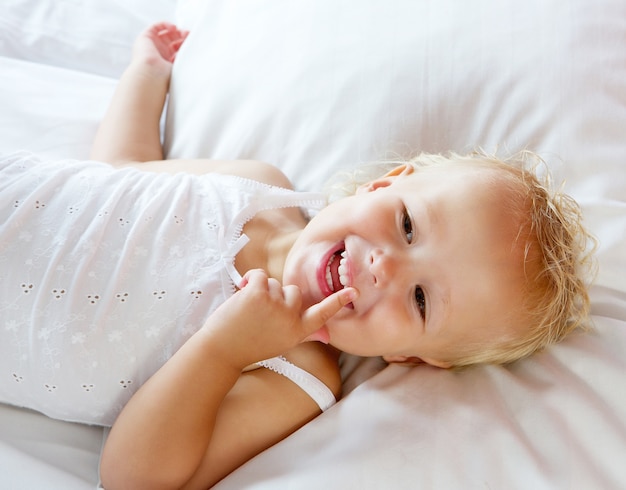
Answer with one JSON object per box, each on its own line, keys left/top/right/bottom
{"left": 362, "top": 286, "right": 407, "bottom": 320}
{"left": 370, "top": 302, "right": 418, "bottom": 348}
{"left": 336, "top": 300, "right": 407, "bottom": 338}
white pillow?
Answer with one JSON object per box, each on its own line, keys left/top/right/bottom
{"left": 163, "top": 3, "right": 626, "bottom": 488}
{"left": 0, "top": 0, "right": 177, "bottom": 78}
{"left": 166, "top": 0, "right": 626, "bottom": 203}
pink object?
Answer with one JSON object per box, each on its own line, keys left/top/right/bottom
{"left": 304, "top": 326, "right": 330, "bottom": 345}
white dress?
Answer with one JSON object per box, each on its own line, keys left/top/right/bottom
{"left": 0, "top": 152, "right": 333, "bottom": 426}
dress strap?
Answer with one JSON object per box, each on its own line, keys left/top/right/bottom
{"left": 221, "top": 233, "right": 250, "bottom": 286}
{"left": 256, "top": 356, "right": 336, "bottom": 412}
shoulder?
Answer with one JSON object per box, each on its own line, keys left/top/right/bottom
{"left": 220, "top": 160, "right": 294, "bottom": 189}
{"left": 281, "top": 343, "right": 343, "bottom": 401}
{"left": 182, "top": 344, "right": 340, "bottom": 487}
{"left": 241, "top": 342, "right": 341, "bottom": 404}
{"left": 117, "top": 158, "right": 294, "bottom": 189}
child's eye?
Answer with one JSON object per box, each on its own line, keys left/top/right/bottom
{"left": 402, "top": 207, "right": 414, "bottom": 244}
{"left": 414, "top": 286, "right": 426, "bottom": 320}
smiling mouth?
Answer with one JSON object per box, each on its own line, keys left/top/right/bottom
{"left": 325, "top": 249, "right": 350, "bottom": 293}
{"left": 323, "top": 244, "right": 350, "bottom": 295}
{"left": 319, "top": 244, "right": 354, "bottom": 310}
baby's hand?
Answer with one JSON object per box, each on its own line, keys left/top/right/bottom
{"left": 131, "top": 22, "right": 189, "bottom": 76}
{"left": 201, "top": 269, "right": 357, "bottom": 370}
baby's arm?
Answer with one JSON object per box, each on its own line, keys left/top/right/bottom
{"left": 89, "top": 23, "right": 294, "bottom": 189}
{"left": 90, "top": 23, "right": 188, "bottom": 164}
{"left": 100, "top": 270, "right": 357, "bottom": 489}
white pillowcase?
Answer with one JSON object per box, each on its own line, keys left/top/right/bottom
{"left": 166, "top": 0, "right": 626, "bottom": 204}
{"left": 0, "top": 0, "right": 176, "bottom": 78}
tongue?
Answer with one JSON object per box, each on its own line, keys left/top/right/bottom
{"left": 329, "top": 253, "right": 344, "bottom": 292}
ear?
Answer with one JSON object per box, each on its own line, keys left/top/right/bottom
{"left": 383, "top": 164, "right": 414, "bottom": 178}
{"left": 383, "top": 354, "right": 452, "bottom": 369}
{"left": 356, "top": 164, "right": 414, "bottom": 194}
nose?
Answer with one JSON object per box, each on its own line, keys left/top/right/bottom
{"left": 368, "top": 248, "right": 398, "bottom": 287}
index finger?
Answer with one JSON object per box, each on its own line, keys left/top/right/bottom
{"left": 301, "top": 287, "right": 358, "bottom": 335}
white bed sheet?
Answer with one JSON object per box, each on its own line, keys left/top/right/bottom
{"left": 1, "top": 0, "right": 625, "bottom": 489}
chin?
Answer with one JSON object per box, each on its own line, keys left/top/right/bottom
{"left": 325, "top": 336, "right": 374, "bottom": 358}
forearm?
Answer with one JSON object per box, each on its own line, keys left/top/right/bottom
{"left": 100, "top": 327, "right": 241, "bottom": 490}
{"left": 90, "top": 61, "right": 169, "bottom": 164}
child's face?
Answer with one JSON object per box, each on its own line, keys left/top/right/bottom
{"left": 283, "top": 164, "right": 526, "bottom": 367}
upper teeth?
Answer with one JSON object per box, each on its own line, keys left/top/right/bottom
{"left": 326, "top": 251, "right": 349, "bottom": 291}
{"left": 338, "top": 251, "right": 349, "bottom": 286}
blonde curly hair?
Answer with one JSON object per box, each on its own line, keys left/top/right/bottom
{"left": 325, "top": 150, "right": 596, "bottom": 368}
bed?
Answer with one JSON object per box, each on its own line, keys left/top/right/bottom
{"left": 1, "top": 0, "right": 625, "bottom": 488}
